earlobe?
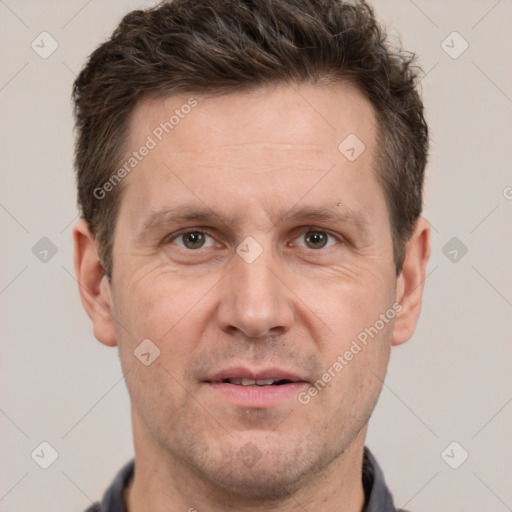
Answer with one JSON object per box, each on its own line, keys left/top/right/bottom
{"left": 73, "top": 219, "right": 117, "bottom": 347}
{"left": 391, "top": 218, "right": 431, "bottom": 346}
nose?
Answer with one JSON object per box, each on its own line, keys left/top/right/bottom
{"left": 216, "top": 251, "right": 295, "bottom": 339}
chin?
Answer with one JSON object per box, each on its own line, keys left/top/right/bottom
{"left": 208, "top": 461, "right": 305, "bottom": 502}
{"left": 188, "top": 436, "right": 331, "bottom": 502}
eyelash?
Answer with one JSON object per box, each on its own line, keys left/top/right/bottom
{"left": 165, "top": 228, "right": 342, "bottom": 251}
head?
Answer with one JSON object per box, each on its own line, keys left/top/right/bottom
{"left": 73, "top": 0, "right": 430, "bottom": 504}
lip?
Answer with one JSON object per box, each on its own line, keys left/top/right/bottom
{"left": 203, "top": 381, "right": 308, "bottom": 407}
{"left": 204, "top": 366, "right": 307, "bottom": 383}
{"left": 202, "top": 366, "right": 309, "bottom": 408}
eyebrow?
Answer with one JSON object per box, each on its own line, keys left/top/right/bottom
{"left": 137, "top": 202, "right": 372, "bottom": 241}
{"left": 278, "top": 205, "right": 370, "bottom": 235}
{"left": 139, "top": 204, "right": 236, "bottom": 235}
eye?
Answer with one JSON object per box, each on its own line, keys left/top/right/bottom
{"left": 168, "top": 230, "right": 216, "bottom": 250}
{"left": 293, "top": 230, "right": 339, "bottom": 250}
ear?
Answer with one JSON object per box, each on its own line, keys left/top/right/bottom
{"left": 392, "top": 217, "right": 431, "bottom": 346}
{"left": 73, "top": 219, "right": 117, "bottom": 347}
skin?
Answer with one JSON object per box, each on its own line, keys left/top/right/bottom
{"left": 74, "top": 82, "right": 430, "bottom": 512}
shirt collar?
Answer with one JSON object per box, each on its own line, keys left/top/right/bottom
{"left": 362, "top": 447, "right": 405, "bottom": 511}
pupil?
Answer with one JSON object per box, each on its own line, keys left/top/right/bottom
{"left": 306, "top": 232, "right": 326, "bottom": 248}
{"left": 184, "top": 232, "right": 204, "bottom": 248}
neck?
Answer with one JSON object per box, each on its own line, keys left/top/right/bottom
{"left": 125, "top": 409, "right": 367, "bottom": 512}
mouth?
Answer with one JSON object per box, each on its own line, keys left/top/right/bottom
{"left": 214, "top": 377, "right": 299, "bottom": 387}
{"left": 202, "top": 367, "right": 309, "bottom": 407}
{"left": 203, "top": 367, "right": 308, "bottom": 386}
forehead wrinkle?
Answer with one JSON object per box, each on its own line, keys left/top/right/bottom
{"left": 217, "top": 142, "right": 324, "bottom": 151}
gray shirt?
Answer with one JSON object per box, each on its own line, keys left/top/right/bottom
{"left": 84, "top": 447, "right": 408, "bottom": 512}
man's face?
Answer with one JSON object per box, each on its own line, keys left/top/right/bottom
{"left": 104, "top": 83, "right": 399, "bottom": 496}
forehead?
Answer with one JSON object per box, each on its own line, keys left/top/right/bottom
{"left": 117, "top": 83, "right": 383, "bottom": 232}
{"left": 128, "top": 82, "right": 376, "bottom": 157}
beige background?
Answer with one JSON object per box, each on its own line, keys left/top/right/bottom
{"left": 1, "top": 1, "right": 511, "bottom": 510}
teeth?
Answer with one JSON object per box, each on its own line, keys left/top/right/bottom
{"left": 227, "top": 378, "right": 276, "bottom": 386}
{"left": 255, "top": 379, "right": 275, "bottom": 386}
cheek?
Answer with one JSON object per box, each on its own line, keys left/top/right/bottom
{"left": 111, "top": 267, "right": 218, "bottom": 396}
{"left": 304, "top": 265, "right": 395, "bottom": 337}
{"left": 114, "top": 265, "right": 204, "bottom": 340}
{"left": 112, "top": 279, "right": 200, "bottom": 424}
{"left": 302, "top": 267, "right": 395, "bottom": 392}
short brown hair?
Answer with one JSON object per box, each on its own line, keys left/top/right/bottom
{"left": 73, "top": 0, "right": 428, "bottom": 278}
